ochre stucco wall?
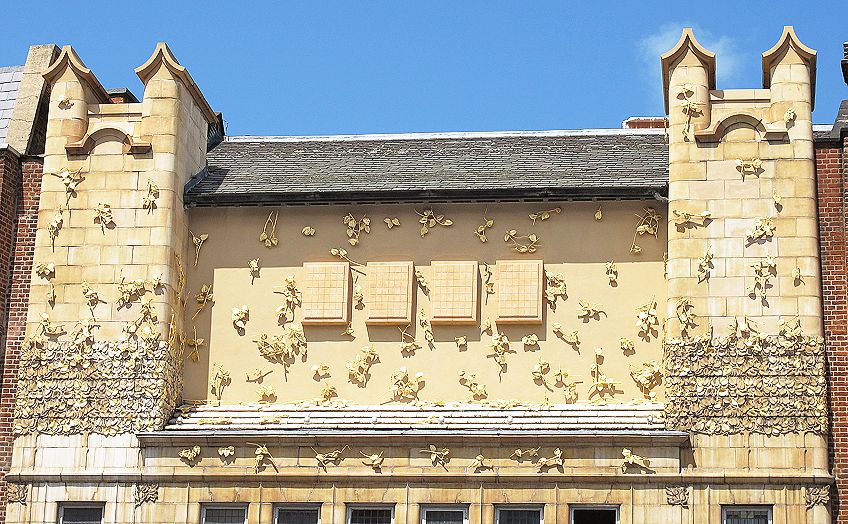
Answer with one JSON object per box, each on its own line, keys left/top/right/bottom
{"left": 184, "top": 200, "right": 668, "bottom": 405}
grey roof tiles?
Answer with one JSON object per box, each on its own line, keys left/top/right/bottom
{"left": 0, "top": 65, "right": 23, "bottom": 147}
{"left": 186, "top": 130, "right": 670, "bottom": 205}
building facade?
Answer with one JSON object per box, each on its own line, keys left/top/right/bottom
{"left": 0, "top": 26, "right": 844, "bottom": 524}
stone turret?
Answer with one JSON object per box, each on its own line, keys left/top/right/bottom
{"left": 15, "top": 43, "right": 217, "bottom": 436}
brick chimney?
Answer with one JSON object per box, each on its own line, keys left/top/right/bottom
{"left": 842, "top": 42, "right": 847, "bottom": 85}
{"left": 106, "top": 87, "right": 138, "bottom": 103}
{"left": 621, "top": 116, "right": 668, "bottom": 129}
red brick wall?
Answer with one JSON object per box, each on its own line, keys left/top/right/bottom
{"left": 0, "top": 157, "right": 42, "bottom": 522}
{"left": 818, "top": 137, "right": 848, "bottom": 523}
{"left": 0, "top": 150, "right": 22, "bottom": 344}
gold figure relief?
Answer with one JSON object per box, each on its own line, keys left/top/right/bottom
{"left": 360, "top": 450, "right": 385, "bottom": 471}
{"left": 578, "top": 301, "right": 605, "bottom": 321}
{"left": 544, "top": 270, "right": 566, "bottom": 305}
{"left": 231, "top": 305, "right": 249, "bottom": 333}
{"left": 301, "top": 226, "right": 316, "bottom": 236}
{"left": 636, "top": 298, "right": 659, "bottom": 339}
{"left": 675, "top": 83, "right": 703, "bottom": 142}
{"left": 389, "top": 367, "right": 425, "bottom": 402}
{"left": 248, "top": 258, "right": 260, "bottom": 283}
{"left": 487, "top": 331, "right": 513, "bottom": 375}
{"left": 49, "top": 168, "right": 84, "bottom": 205}
{"left": 630, "top": 207, "right": 661, "bottom": 254}
{"left": 474, "top": 215, "right": 494, "bottom": 242}
{"left": 142, "top": 180, "right": 159, "bottom": 213}
{"left": 178, "top": 445, "right": 201, "bottom": 466}
{"left": 192, "top": 284, "right": 214, "bottom": 320}
{"left": 189, "top": 230, "right": 208, "bottom": 267}
{"left": 605, "top": 261, "right": 618, "bottom": 285}
{"left": 274, "top": 276, "right": 301, "bottom": 323}
{"left": 630, "top": 360, "right": 662, "bottom": 401}
{"left": 420, "top": 444, "right": 450, "bottom": 469}
{"left": 735, "top": 158, "right": 764, "bottom": 179}
{"left": 594, "top": 206, "right": 603, "bottom": 221}
{"left": 34, "top": 262, "right": 55, "bottom": 280}
{"left": 503, "top": 229, "right": 540, "bottom": 253}
{"left": 676, "top": 298, "right": 698, "bottom": 332}
{"left": 210, "top": 363, "right": 230, "bottom": 401}
{"left": 259, "top": 211, "right": 279, "bottom": 248}
{"left": 93, "top": 203, "right": 114, "bottom": 233}
{"left": 256, "top": 385, "right": 276, "bottom": 403}
{"left": 588, "top": 349, "right": 621, "bottom": 402}
{"left": 247, "top": 443, "right": 278, "bottom": 473}
{"left": 482, "top": 263, "right": 495, "bottom": 300}
{"left": 470, "top": 454, "right": 492, "bottom": 473}
{"left": 745, "top": 218, "right": 776, "bottom": 244}
{"left": 529, "top": 207, "right": 561, "bottom": 224}
{"left": 47, "top": 206, "right": 63, "bottom": 251}
{"left": 458, "top": 370, "right": 487, "bottom": 400}
{"left": 346, "top": 345, "right": 379, "bottom": 386}
{"left": 537, "top": 448, "right": 564, "bottom": 471}
{"left": 748, "top": 257, "right": 777, "bottom": 300}
{"left": 621, "top": 448, "right": 651, "bottom": 473}
{"left": 217, "top": 446, "right": 236, "bottom": 461}
{"left": 312, "top": 445, "right": 349, "bottom": 470}
{"left": 416, "top": 208, "right": 453, "bottom": 237}
{"left": 384, "top": 217, "right": 401, "bottom": 229}
{"left": 697, "top": 246, "right": 714, "bottom": 282}
{"left": 398, "top": 325, "right": 420, "bottom": 355}
{"left": 672, "top": 209, "right": 712, "bottom": 228}
{"left": 343, "top": 212, "right": 370, "bottom": 246}
{"left": 183, "top": 326, "right": 205, "bottom": 362}
{"left": 509, "top": 447, "right": 540, "bottom": 462}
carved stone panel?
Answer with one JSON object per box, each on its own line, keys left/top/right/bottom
{"left": 366, "top": 261, "right": 414, "bottom": 325}
{"left": 430, "top": 261, "right": 479, "bottom": 324}
{"left": 301, "top": 262, "right": 350, "bottom": 325}
{"left": 496, "top": 260, "right": 543, "bottom": 324}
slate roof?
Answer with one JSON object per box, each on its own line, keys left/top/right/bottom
{"left": 0, "top": 65, "right": 23, "bottom": 147}
{"left": 186, "top": 129, "right": 670, "bottom": 206}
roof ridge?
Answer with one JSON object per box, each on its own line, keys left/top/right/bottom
{"left": 224, "top": 128, "right": 666, "bottom": 143}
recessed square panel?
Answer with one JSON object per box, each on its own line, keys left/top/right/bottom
{"left": 497, "top": 259, "right": 543, "bottom": 324}
{"left": 366, "top": 261, "right": 414, "bottom": 324}
{"left": 430, "top": 261, "right": 479, "bottom": 324}
{"left": 302, "top": 262, "right": 350, "bottom": 324}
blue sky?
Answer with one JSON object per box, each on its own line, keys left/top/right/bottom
{"left": 2, "top": 1, "right": 846, "bottom": 136}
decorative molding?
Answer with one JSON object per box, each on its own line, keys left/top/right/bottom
{"left": 805, "top": 485, "right": 830, "bottom": 510}
{"left": 664, "top": 325, "right": 826, "bottom": 435}
{"left": 665, "top": 485, "right": 689, "bottom": 507}
{"left": 14, "top": 339, "right": 180, "bottom": 435}
{"left": 6, "top": 483, "right": 27, "bottom": 505}
{"left": 133, "top": 482, "right": 158, "bottom": 507}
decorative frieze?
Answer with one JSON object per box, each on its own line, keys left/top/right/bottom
{"left": 664, "top": 326, "right": 826, "bottom": 435}
{"left": 14, "top": 339, "right": 181, "bottom": 435}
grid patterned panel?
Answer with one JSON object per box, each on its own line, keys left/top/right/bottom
{"left": 366, "top": 261, "right": 413, "bottom": 324}
{"left": 349, "top": 509, "right": 392, "bottom": 524}
{"left": 431, "top": 261, "right": 478, "bottom": 323}
{"left": 61, "top": 508, "right": 103, "bottom": 524}
{"left": 498, "top": 510, "right": 541, "bottom": 524}
{"left": 302, "top": 262, "right": 350, "bottom": 324}
{"left": 204, "top": 508, "right": 246, "bottom": 524}
{"left": 724, "top": 508, "right": 770, "bottom": 524}
{"left": 496, "top": 260, "right": 543, "bottom": 323}
{"left": 276, "top": 509, "right": 320, "bottom": 524}
{"left": 424, "top": 511, "right": 464, "bottom": 524}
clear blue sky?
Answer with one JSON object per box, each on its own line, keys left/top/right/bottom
{"left": 3, "top": 1, "right": 846, "bottom": 136}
